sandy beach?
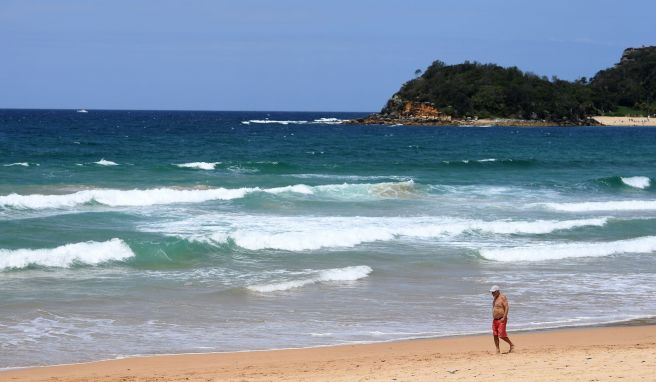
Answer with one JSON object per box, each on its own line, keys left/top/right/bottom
{"left": 3, "top": 325, "right": 654, "bottom": 381}
{"left": 592, "top": 116, "right": 656, "bottom": 126}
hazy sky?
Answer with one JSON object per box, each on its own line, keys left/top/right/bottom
{"left": 2, "top": 0, "right": 655, "bottom": 111}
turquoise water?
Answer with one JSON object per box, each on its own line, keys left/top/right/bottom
{"left": 1, "top": 109, "right": 656, "bottom": 367}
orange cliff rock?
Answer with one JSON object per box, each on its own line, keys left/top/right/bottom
{"left": 401, "top": 101, "right": 450, "bottom": 119}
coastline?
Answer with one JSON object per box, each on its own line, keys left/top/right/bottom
{"left": 346, "top": 114, "right": 656, "bottom": 127}
{"left": 3, "top": 324, "right": 654, "bottom": 381}
{"left": 592, "top": 116, "right": 656, "bottom": 126}
{"left": 345, "top": 114, "right": 594, "bottom": 127}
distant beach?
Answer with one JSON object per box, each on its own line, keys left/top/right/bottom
{"left": 593, "top": 116, "right": 656, "bottom": 126}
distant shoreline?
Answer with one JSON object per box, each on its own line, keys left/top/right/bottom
{"left": 346, "top": 115, "right": 656, "bottom": 127}
{"left": 592, "top": 116, "right": 656, "bottom": 126}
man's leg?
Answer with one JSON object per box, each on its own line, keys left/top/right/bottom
{"left": 493, "top": 335, "right": 500, "bottom": 353}
{"left": 501, "top": 336, "right": 514, "bottom": 353}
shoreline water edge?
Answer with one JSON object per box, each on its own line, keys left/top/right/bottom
{"left": 2, "top": 324, "right": 654, "bottom": 381}
{"left": 346, "top": 115, "right": 656, "bottom": 127}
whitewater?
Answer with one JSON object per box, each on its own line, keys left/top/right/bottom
{"left": 1, "top": 109, "right": 655, "bottom": 368}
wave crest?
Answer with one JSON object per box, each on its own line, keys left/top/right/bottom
{"left": 0, "top": 239, "right": 134, "bottom": 270}
{"left": 151, "top": 216, "right": 608, "bottom": 252}
{"left": 248, "top": 265, "right": 372, "bottom": 292}
{"left": 621, "top": 176, "right": 651, "bottom": 189}
{"left": 539, "top": 200, "right": 656, "bottom": 212}
{"left": 0, "top": 187, "right": 254, "bottom": 209}
{"left": 479, "top": 236, "right": 656, "bottom": 262}
{"left": 594, "top": 176, "right": 652, "bottom": 190}
{"left": 94, "top": 159, "right": 118, "bottom": 166}
{"left": 441, "top": 158, "right": 535, "bottom": 167}
{"left": 0, "top": 181, "right": 414, "bottom": 210}
{"left": 241, "top": 118, "right": 346, "bottom": 125}
{"left": 174, "top": 162, "right": 221, "bottom": 170}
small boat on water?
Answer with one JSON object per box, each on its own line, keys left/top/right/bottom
{"left": 76, "top": 109, "right": 89, "bottom": 113}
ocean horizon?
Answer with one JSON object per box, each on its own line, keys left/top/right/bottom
{"left": 1, "top": 109, "right": 655, "bottom": 368}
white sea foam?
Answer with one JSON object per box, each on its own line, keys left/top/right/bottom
{"left": 312, "top": 180, "right": 417, "bottom": 199}
{"left": 226, "top": 217, "right": 607, "bottom": 251}
{"left": 0, "top": 187, "right": 252, "bottom": 209}
{"left": 1, "top": 181, "right": 403, "bottom": 210}
{"left": 241, "top": 119, "right": 308, "bottom": 125}
{"left": 539, "top": 200, "right": 656, "bottom": 212}
{"left": 0, "top": 239, "right": 134, "bottom": 270}
{"left": 3, "top": 162, "right": 30, "bottom": 167}
{"left": 266, "top": 185, "right": 315, "bottom": 195}
{"left": 479, "top": 236, "right": 656, "bottom": 262}
{"left": 94, "top": 159, "right": 118, "bottom": 166}
{"left": 442, "top": 158, "right": 519, "bottom": 164}
{"left": 621, "top": 176, "right": 651, "bottom": 189}
{"left": 147, "top": 216, "right": 608, "bottom": 251}
{"left": 290, "top": 174, "right": 410, "bottom": 182}
{"left": 241, "top": 118, "right": 346, "bottom": 125}
{"left": 311, "top": 118, "right": 346, "bottom": 124}
{"left": 174, "top": 162, "right": 221, "bottom": 170}
{"left": 248, "top": 265, "right": 372, "bottom": 292}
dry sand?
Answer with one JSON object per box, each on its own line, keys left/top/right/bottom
{"left": 592, "top": 116, "right": 656, "bottom": 126}
{"left": 2, "top": 325, "right": 655, "bottom": 381}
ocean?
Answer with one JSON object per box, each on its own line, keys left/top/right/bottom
{"left": 1, "top": 109, "right": 655, "bottom": 368}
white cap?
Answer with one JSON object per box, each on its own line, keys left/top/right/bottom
{"left": 489, "top": 285, "right": 500, "bottom": 292}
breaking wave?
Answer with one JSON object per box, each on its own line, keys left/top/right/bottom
{"left": 0, "top": 181, "right": 415, "bottom": 210}
{"left": 94, "top": 159, "right": 118, "bottom": 166}
{"left": 3, "top": 162, "right": 31, "bottom": 167}
{"left": 0, "top": 187, "right": 259, "bottom": 209}
{"left": 593, "top": 176, "right": 652, "bottom": 190}
{"left": 539, "top": 200, "right": 656, "bottom": 212}
{"left": 0, "top": 239, "right": 134, "bottom": 270}
{"left": 312, "top": 117, "right": 346, "bottom": 125}
{"left": 147, "top": 216, "right": 608, "bottom": 251}
{"left": 241, "top": 118, "right": 347, "bottom": 125}
{"left": 441, "top": 158, "right": 536, "bottom": 167}
{"left": 479, "top": 236, "right": 656, "bottom": 262}
{"left": 621, "top": 176, "right": 651, "bottom": 189}
{"left": 174, "top": 162, "right": 221, "bottom": 170}
{"left": 247, "top": 265, "right": 372, "bottom": 292}
{"left": 289, "top": 174, "right": 410, "bottom": 182}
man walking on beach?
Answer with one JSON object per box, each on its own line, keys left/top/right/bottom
{"left": 490, "top": 285, "right": 514, "bottom": 354}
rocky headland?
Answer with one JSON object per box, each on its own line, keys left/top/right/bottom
{"left": 349, "top": 46, "right": 656, "bottom": 127}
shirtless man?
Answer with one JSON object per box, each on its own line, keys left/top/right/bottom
{"left": 490, "top": 285, "right": 514, "bottom": 354}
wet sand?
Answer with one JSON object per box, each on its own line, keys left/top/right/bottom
{"left": 2, "top": 325, "right": 655, "bottom": 381}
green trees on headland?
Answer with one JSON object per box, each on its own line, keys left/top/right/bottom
{"left": 590, "top": 47, "right": 656, "bottom": 116}
{"left": 383, "top": 46, "right": 656, "bottom": 122}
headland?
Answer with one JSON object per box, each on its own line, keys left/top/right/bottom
{"left": 350, "top": 46, "right": 656, "bottom": 127}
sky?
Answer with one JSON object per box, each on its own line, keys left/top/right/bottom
{"left": 2, "top": 0, "right": 655, "bottom": 112}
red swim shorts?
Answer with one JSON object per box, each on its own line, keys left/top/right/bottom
{"left": 492, "top": 319, "right": 507, "bottom": 337}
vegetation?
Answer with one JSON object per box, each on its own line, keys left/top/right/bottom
{"left": 590, "top": 47, "right": 656, "bottom": 116}
{"left": 383, "top": 46, "right": 656, "bottom": 121}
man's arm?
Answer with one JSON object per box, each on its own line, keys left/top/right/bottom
{"left": 503, "top": 296, "right": 509, "bottom": 321}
